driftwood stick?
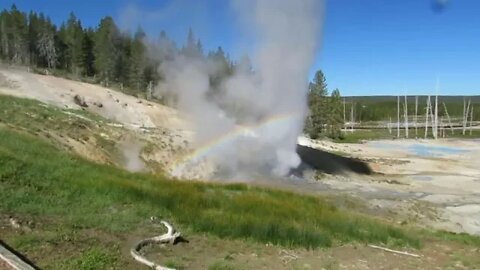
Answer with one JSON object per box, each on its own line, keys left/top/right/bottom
{"left": 367, "top": 244, "right": 421, "bottom": 258}
{"left": 131, "top": 220, "right": 181, "bottom": 270}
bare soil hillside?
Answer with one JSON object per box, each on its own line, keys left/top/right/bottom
{"left": 0, "top": 66, "right": 196, "bottom": 175}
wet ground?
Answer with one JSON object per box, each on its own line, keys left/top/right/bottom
{"left": 285, "top": 137, "right": 480, "bottom": 236}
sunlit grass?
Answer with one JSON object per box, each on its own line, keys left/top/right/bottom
{"left": 0, "top": 127, "right": 419, "bottom": 249}
{"left": 336, "top": 128, "right": 480, "bottom": 143}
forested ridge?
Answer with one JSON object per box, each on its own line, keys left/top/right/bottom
{"left": 0, "top": 4, "right": 345, "bottom": 139}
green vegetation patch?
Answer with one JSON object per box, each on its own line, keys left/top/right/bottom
{"left": 0, "top": 94, "right": 103, "bottom": 128}
{"left": 52, "top": 247, "right": 118, "bottom": 270}
{"left": 0, "top": 127, "right": 419, "bottom": 249}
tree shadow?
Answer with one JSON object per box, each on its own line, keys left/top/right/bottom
{"left": 295, "top": 145, "right": 373, "bottom": 175}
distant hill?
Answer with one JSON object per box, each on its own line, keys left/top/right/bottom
{"left": 340, "top": 95, "right": 480, "bottom": 121}
{"left": 344, "top": 95, "right": 480, "bottom": 104}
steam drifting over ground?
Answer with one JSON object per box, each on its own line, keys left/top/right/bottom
{"left": 155, "top": 0, "right": 323, "bottom": 179}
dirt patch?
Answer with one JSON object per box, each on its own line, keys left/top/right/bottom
{"left": 0, "top": 67, "right": 196, "bottom": 174}
{"left": 137, "top": 234, "right": 479, "bottom": 270}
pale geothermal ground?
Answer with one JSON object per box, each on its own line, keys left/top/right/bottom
{"left": 297, "top": 137, "right": 480, "bottom": 236}
{"left": 1, "top": 65, "right": 479, "bottom": 238}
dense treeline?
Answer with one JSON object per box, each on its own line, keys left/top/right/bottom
{"left": 0, "top": 5, "right": 235, "bottom": 94}
{"left": 0, "top": 5, "right": 345, "bottom": 139}
{"left": 345, "top": 98, "right": 480, "bottom": 122}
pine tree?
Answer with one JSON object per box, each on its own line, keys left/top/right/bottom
{"left": 328, "top": 88, "right": 343, "bottom": 138}
{"left": 157, "top": 30, "right": 176, "bottom": 61}
{"left": 309, "top": 70, "right": 328, "bottom": 96}
{"left": 8, "top": 5, "right": 29, "bottom": 64}
{"left": 114, "top": 33, "right": 131, "bottom": 87}
{"left": 36, "top": 21, "right": 57, "bottom": 69}
{"left": 236, "top": 54, "right": 253, "bottom": 74}
{"left": 65, "top": 12, "right": 84, "bottom": 75}
{"left": 0, "top": 9, "right": 11, "bottom": 60}
{"left": 94, "top": 16, "right": 118, "bottom": 86}
{"left": 181, "top": 27, "right": 201, "bottom": 58}
{"left": 55, "top": 23, "right": 68, "bottom": 69}
{"left": 129, "top": 27, "right": 146, "bottom": 90}
{"left": 196, "top": 39, "right": 203, "bottom": 56}
{"left": 207, "top": 46, "right": 231, "bottom": 90}
{"left": 31, "top": 14, "right": 57, "bottom": 69}
{"left": 81, "top": 27, "right": 95, "bottom": 76}
{"left": 305, "top": 70, "right": 330, "bottom": 139}
{"left": 27, "top": 11, "right": 39, "bottom": 65}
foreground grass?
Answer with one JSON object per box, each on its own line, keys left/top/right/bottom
{"left": 0, "top": 94, "right": 105, "bottom": 130}
{"left": 0, "top": 127, "right": 419, "bottom": 250}
{"left": 2, "top": 95, "right": 480, "bottom": 269}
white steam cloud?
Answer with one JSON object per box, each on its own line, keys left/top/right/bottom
{"left": 155, "top": 0, "right": 323, "bottom": 179}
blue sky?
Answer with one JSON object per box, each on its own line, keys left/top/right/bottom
{"left": 2, "top": 0, "right": 479, "bottom": 96}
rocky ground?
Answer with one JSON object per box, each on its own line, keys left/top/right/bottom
{"left": 296, "top": 136, "right": 480, "bottom": 236}
{"left": 0, "top": 65, "right": 210, "bottom": 177}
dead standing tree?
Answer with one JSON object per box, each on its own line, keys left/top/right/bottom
{"left": 425, "top": 96, "right": 431, "bottom": 138}
{"left": 404, "top": 94, "right": 408, "bottom": 138}
{"left": 470, "top": 105, "right": 474, "bottom": 135}
{"left": 397, "top": 95, "right": 400, "bottom": 138}
{"left": 463, "top": 99, "right": 471, "bottom": 135}
{"left": 442, "top": 102, "right": 454, "bottom": 135}
{"left": 415, "top": 96, "right": 418, "bottom": 137}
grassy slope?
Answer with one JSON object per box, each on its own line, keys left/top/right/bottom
{"left": 0, "top": 127, "right": 418, "bottom": 243}
{"left": 1, "top": 95, "right": 479, "bottom": 269}
{"left": 0, "top": 95, "right": 422, "bottom": 267}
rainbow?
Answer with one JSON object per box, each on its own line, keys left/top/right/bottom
{"left": 169, "top": 112, "right": 303, "bottom": 176}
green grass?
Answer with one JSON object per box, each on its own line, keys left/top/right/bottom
{"left": 336, "top": 128, "right": 480, "bottom": 143}
{"left": 0, "top": 94, "right": 125, "bottom": 164}
{"left": 0, "top": 126, "right": 419, "bottom": 249}
{"left": 164, "top": 259, "right": 186, "bottom": 270}
{"left": 208, "top": 261, "right": 237, "bottom": 270}
{"left": 335, "top": 129, "right": 394, "bottom": 143}
{"left": 3, "top": 94, "right": 480, "bottom": 269}
{"left": 428, "top": 230, "right": 480, "bottom": 246}
{"left": 0, "top": 94, "right": 105, "bottom": 128}
{"left": 0, "top": 94, "right": 107, "bottom": 149}
{"left": 51, "top": 248, "right": 118, "bottom": 270}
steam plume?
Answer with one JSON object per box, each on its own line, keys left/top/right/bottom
{"left": 156, "top": 0, "right": 323, "bottom": 179}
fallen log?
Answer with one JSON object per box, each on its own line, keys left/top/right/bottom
{"left": 131, "top": 220, "right": 181, "bottom": 270}
{"left": 367, "top": 244, "right": 421, "bottom": 258}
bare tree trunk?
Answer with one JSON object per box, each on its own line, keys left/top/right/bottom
{"left": 425, "top": 96, "right": 430, "bottom": 139}
{"left": 350, "top": 102, "right": 354, "bottom": 132}
{"left": 463, "top": 97, "right": 466, "bottom": 134}
{"left": 343, "top": 98, "right": 346, "bottom": 132}
{"left": 404, "top": 95, "right": 408, "bottom": 138}
{"left": 441, "top": 117, "right": 445, "bottom": 138}
{"left": 470, "top": 106, "right": 474, "bottom": 136}
{"left": 442, "top": 102, "right": 454, "bottom": 135}
{"left": 397, "top": 95, "right": 400, "bottom": 138}
{"left": 430, "top": 98, "right": 436, "bottom": 139}
{"left": 388, "top": 117, "right": 392, "bottom": 134}
{"left": 463, "top": 100, "right": 471, "bottom": 135}
{"left": 147, "top": 81, "right": 153, "bottom": 100}
{"left": 415, "top": 96, "right": 418, "bottom": 137}
{"left": 434, "top": 90, "right": 438, "bottom": 139}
